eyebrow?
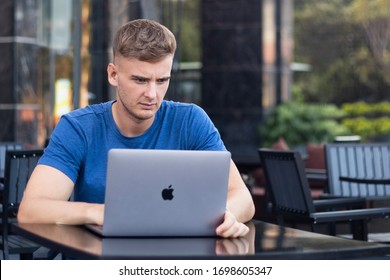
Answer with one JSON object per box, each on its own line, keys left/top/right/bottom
{"left": 131, "top": 75, "right": 171, "bottom": 81}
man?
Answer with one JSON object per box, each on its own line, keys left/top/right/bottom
{"left": 18, "top": 19, "right": 255, "bottom": 238}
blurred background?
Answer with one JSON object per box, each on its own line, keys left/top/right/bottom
{"left": 0, "top": 0, "right": 389, "bottom": 162}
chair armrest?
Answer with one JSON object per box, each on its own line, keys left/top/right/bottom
{"left": 305, "top": 168, "right": 327, "bottom": 175}
{"left": 313, "top": 197, "right": 366, "bottom": 210}
{"left": 318, "top": 193, "right": 343, "bottom": 199}
{"left": 339, "top": 176, "right": 390, "bottom": 184}
{"left": 306, "top": 168, "right": 328, "bottom": 182}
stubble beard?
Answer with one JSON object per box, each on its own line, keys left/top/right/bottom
{"left": 121, "top": 98, "right": 158, "bottom": 125}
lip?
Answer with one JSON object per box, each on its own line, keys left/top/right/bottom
{"left": 139, "top": 103, "right": 156, "bottom": 110}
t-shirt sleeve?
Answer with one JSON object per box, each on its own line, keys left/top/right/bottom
{"left": 39, "top": 115, "right": 86, "bottom": 183}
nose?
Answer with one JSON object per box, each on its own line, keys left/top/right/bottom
{"left": 144, "top": 83, "right": 157, "bottom": 99}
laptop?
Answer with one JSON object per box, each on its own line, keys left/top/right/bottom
{"left": 86, "top": 149, "right": 231, "bottom": 237}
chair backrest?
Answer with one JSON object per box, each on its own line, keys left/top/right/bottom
{"left": 3, "top": 149, "right": 43, "bottom": 213}
{"left": 0, "top": 142, "right": 23, "bottom": 178}
{"left": 325, "top": 143, "right": 390, "bottom": 199}
{"left": 258, "top": 149, "right": 316, "bottom": 221}
{"left": 1, "top": 149, "right": 44, "bottom": 259}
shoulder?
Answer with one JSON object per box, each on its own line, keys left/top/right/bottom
{"left": 160, "top": 100, "right": 206, "bottom": 116}
{"left": 53, "top": 101, "right": 114, "bottom": 136}
{"left": 65, "top": 101, "right": 113, "bottom": 120}
{"left": 159, "top": 101, "right": 214, "bottom": 130}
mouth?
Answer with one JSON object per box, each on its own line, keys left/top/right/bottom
{"left": 139, "top": 102, "right": 156, "bottom": 110}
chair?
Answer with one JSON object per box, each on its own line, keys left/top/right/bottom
{"left": 305, "top": 143, "right": 328, "bottom": 199}
{"left": 325, "top": 143, "right": 390, "bottom": 200}
{"left": 0, "top": 149, "right": 44, "bottom": 259}
{"left": 0, "top": 142, "right": 23, "bottom": 182}
{"left": 258, "top": 148, "right": 390, "bottom": 241}
{"left": 333, "top": 135, "right": 362, "bottom": 144}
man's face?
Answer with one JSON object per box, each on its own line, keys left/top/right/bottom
{"left": 107, "top": 55, "right": 173, "bottom": 123}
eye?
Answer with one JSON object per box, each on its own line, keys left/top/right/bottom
{"left": 133, "top": 77, "right": 147, "bottom": 84}
{"left": 157, "top": 78, "right": 170, "bottom": 84}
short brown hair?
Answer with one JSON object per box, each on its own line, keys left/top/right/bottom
{"left": 113, "top": 19, "right": 176, "bottom": 62}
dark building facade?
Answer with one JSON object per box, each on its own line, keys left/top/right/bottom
{"left": 0, "top": 0, "right": 43, "bottom": 144}
{"left": 202, "top": 0, "right": 293, "bottom": 161}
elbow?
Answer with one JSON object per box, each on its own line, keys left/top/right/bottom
{"left": 17, "top": 202, "right": 33, "bottom": 223}
{"left": 17, "top": 211, "right": 28, "bottom": 223}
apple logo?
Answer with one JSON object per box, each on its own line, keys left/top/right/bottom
{"left": 161, "top": 185, "right": 174, "bottom": 200}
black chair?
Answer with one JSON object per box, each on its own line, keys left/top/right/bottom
{"left": 0, "top": 142, "right": 23, "bottom": 183}
{"left": 258, "top": 148, "right": 390, "bottom": 241}
{"left": 0, "top": 149, "right": 48, "bottom": 259}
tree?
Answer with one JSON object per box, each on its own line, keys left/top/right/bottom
{"left": 293, "top": 0, "right": 390, "bottom": 105}
{"left": 349, "top": 0, "right": 390, "bottom": 83}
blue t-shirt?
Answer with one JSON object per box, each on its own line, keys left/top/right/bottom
{"left": 39, "top": 100, "right": 226, "bottom": 203}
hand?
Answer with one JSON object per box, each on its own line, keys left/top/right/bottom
{"left": 86, "top": 203, "right": 105, "bottom": 225}
{"left": 215, "top": 210, "right": 249, "bottom": 238}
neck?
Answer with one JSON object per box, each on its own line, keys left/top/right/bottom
{"left": 111, "top": 102, "right": 154, "bottom": 137}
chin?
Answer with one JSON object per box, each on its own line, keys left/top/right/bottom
{"left": 136, "top": 111, "right": 156, "bottom": 120}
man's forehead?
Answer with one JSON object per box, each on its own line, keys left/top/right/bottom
{"left": 116, "top": 56, "right": 173, "bottom": 77}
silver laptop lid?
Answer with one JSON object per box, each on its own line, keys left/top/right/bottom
{"left": 102, "top": 149, "right": 231, "bottom": 237}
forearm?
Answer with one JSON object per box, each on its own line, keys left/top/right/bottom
{"left": 226, "top": 160, "right": 255, "bottom": 223}
{"left": 17, "top": 198, "right": 103, "bottom": 225}
{"left": 226, "top": 187, "right": 255, "bottom": 223}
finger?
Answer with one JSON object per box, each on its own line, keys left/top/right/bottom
{"left": 215, "top": 211, "right": 235, "bottom": 236}
{"left": 218, "top": 221, "right": 247, "bottom": 238}
{"left": 228, "top": 223, "right": 250, "bottom": 238}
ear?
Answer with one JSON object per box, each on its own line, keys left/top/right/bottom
{"left": 107, "top": 63, "right": 118, "bottom": 86}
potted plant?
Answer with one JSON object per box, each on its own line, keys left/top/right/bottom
{"left": 260, "top": 102, "right": 350, "bottom": 147}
